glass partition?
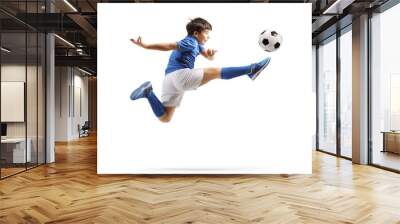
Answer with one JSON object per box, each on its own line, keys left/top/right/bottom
{"left": 27, "top": 30, "right": 38, "bottom": 169}
{"left": 38, "top": 32, "right": 45, "bottom": 165}
{"left": 0, "top": 1, "right": 46, "bottom": 179}
{"left": 1, "top": 31, "right": 28, "bottom": 177}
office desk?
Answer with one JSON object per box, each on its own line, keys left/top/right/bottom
{"left": 381, "top": 131, "right": 400, "bottom": 154}
{"left": 1, "top": 138, "right": 31, "bottom": 163}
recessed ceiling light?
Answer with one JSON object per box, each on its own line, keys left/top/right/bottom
{"left": 1, "top": 47, "right": 11, "bottom": 53}
{"left": 54, "top": 34, "right": 75, "bottom": 48}
{"left": 63, "top": 0, "right": 78, "bottom": 12}
{"left": 78, "top": 67, "right": 93, "bottom": 76}
{"left": 323, "top": 0, "right": 355, "bottom": 15}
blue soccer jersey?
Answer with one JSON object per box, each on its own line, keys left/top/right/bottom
{"left": 165, "top": 35, "right": 204, "bottom": 75}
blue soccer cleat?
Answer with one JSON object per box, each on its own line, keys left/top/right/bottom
{"left": 248, "top": 57, "right": 271, "bottom": 80}
{"left": 130, "top": 81, "right": 152, "bottom": 100}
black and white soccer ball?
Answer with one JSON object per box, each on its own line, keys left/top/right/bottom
{"left": 258, "top": 29, "right": 283, "bottom": 52}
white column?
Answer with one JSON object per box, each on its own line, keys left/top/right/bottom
{"left": 46, "top": 33, "right": 55, "bottom": 163}
{"left": 352, "top": 14, "right": 369, "bottom": 164}
{"left": 46, "top": 1, "right": 55, "bottom": 163}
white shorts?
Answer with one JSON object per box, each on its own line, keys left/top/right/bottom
{"left": 161, "top": 68, "right": 204, "bottom": 107}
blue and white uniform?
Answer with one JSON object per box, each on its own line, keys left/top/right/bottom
{"left": 130, "top": 34, "right": 272, "bottom": 119}
{"left": 161, "top": 35, "right": 205, "bottom": 107}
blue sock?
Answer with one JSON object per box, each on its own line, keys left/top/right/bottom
{"left": 221, "top": 64, "right": 253, "bottom": 79}
{"left": 146, "top": 91, "right": 166, "bottom": 117}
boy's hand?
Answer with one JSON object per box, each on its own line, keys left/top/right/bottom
{"left": 130, "top": 36, "right": 148, "bottom": 49}
{"left": 207, "top": 49, "right": 217, "bottom": 57}
{"left": 205, "top": 48, "right": 217, "bottom": 60}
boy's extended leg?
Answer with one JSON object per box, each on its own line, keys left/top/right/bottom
{"left": 200, "top": 57, "right": 271, "bottom": 86}
{"left": 201, "top": 68, "right": 221, "bottom": 85}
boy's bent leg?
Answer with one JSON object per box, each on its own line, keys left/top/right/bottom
{"left": 147, "top": 90, "right": 166, "bottom": 117}
{"left": 130, "top": 81, "right": 152, "bottom": 100}
{"left": 201, "top": 68, "right": 221, "bottom": 86}
{"left": 159, "top": 106, "right": 176, "bottom": 123}
{"left": 130, "top": 81, "right": 167, "bottom": 119}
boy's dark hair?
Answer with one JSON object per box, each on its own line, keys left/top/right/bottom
{"left": 186, "top": 17, "right": 212, "bottom": 35}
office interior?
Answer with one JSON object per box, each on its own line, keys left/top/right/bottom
{"left": 0, "top": 0, "right": 400, "bottom": 223}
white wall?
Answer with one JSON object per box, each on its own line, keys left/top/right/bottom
{"left": 55, "top": 66, "right": 70, "bottom": 141}
{"left": 73, "top": 70, "right": 89, "bottom": 135}
{"left": 1, "top": 66, "right": 26, "bottom": 131}
{"left": 55, "top": 66, "right": 89, "bottom": 141}
{"left": 1, "top": 65, "right": 37, "bottom": 138}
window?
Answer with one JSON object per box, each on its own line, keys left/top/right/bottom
{"left": 318, "top": 36, "right": 337, "bottom": 154}
{"left": 340, "top": 28, "right": 352, "bottom": 158}
{"left": 371, "top": 3, "right": 400, "bottom": 171}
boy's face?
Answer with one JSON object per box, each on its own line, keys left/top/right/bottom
{"left": 193, "top": 29, "right": 210, "bottom": 45}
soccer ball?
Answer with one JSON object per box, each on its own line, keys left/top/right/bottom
{"left": 258, "top": 29, "right": 282, "bottom": 52}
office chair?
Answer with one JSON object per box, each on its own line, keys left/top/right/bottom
{"left": 79, "top": 121, "right": 90, "bottom": 138}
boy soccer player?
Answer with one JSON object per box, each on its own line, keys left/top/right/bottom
{"left": 130, "top": 17, "right": 270, "bottom": 123}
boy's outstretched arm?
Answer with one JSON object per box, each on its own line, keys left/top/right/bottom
{"left": 201, "top": 48, "right": 217, "bottom": 61}
{"left": 130, "top": 36, "right": 177, "bottom": 51}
